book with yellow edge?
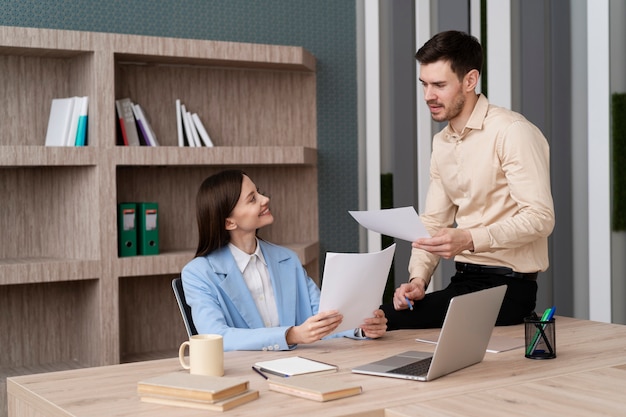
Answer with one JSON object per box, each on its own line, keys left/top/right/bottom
{"left": 267, "top": 374, "right": 362, "bottom": 402}
{"left": 140, "top": 389, "right": 259, "bottom": 411}
{"left": 137, "top": 372, "right": 248, "bottom": 403}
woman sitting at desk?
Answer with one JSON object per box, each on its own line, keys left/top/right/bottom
{"left": 182, "top": 169, "right": 387, "bottom": 351}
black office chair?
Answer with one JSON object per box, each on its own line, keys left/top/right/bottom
{"left": 172, "top": 277, "right": 198, "bottom": 336}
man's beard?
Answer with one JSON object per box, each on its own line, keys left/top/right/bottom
{"left": 429, "top": 93, "right": 465, "bottom": 122}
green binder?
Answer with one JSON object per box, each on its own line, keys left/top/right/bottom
{"left": 117, "top": 203, "right": 137, "bottom": 257}
{"left": 137, "top": 202, "right": 159, "bottom": 255}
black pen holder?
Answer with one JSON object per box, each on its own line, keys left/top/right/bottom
{"left": 524, "top": 316, "right": 556, "bottom": 359}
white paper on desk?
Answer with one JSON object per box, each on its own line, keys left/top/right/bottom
{"left": 319, "top": 244, "right": 396, "bottom": 334}
{"left": 349, "top": 206, "right": 430, "bottom": 242}
{"left": 416, "top": 333, "right": 524, "bottom": 353}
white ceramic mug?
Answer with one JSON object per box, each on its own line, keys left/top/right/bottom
{"left": 178, "top": 334, "right": 224, "bottom": 376}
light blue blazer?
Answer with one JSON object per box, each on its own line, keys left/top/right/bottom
{"left": 182, "top": 240, "right": 354, "bottom": 351}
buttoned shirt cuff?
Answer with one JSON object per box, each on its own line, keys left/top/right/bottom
{"left": 469, "top": 227, "right": 491, "bottom": 253}
{"left": 409, "top": 276, "right": 430, "bottom": 289}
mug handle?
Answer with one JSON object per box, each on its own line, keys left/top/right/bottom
{"left": 178, "top": 341, "right": 191, "bottom": 370}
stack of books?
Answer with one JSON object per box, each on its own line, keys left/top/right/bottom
{"left": 115, "top": 97, "right": 159, "bottom": 146}
{"left": 137, "top": 372, "right": 258, "bottom": 411}
{"left": 252, "top": 356, "right": 362, "bottom": 402}
{"left": 176, "top": 99, "right": 215, "bottom": 147}
{"left": 44, "top": 96, "right": 89, "bottom": 147}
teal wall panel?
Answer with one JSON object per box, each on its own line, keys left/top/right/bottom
{"left": 0, "top": 0, "right": 359, "bottom": 256}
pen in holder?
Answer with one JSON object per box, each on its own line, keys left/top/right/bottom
{"left": 524, "top": 315, "right": 556, "bottom": 359}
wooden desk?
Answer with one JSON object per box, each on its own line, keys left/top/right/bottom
{"left": 7, "top": 317, "right": 626, "bottom": 417}
{"left": 392, "top": 363, "right": 626, "bottom": 417}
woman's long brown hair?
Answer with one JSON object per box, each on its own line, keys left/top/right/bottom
{"left": 194, "top": 169, "right": 246, "bottom": 257}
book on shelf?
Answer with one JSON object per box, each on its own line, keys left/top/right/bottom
{"left": 44, "top": 96, "right": 89, "bottom": 147}
{"left": 137, "top": 372, "right": 250, "bottom": 403}
{"left": 175, "top": 99, "right": 185, "bottom": 147}
{"left": 185, "top": 109, "right": 202, "bottom": 147}
{"left": 136, "top": 202, "right": 159, "bottom": 255}
{"left": 192, "top": 113, "right": 214, "bottom": 147}
{"left": 177, "top": 99, "right": 216, "bottom": 147}
{"left": 115, "top": 98, "right": 141, "bottom": 146}
{"left": 267, "top": 374, "right": 362, "bottom": 402}
{"left": 117, "top": 203, "right": 137, "bottom": 257}
{"left": 179, "top": 103, "right": 195, "bottom": 147}
{"left": 74, "top": 96, "right": 89, "bottom": 146}
{"left": 140, "top": 389, "right": 259, "bottom": 411}
{"left": 132, "top": 103, "right": 159, "bottom": 146}
{"left": 65, "top": 96, "right": 82, "bottom": 146}
{"left": 44, "top": 97, "right": 75, "bottom": 146}
{"left": 254, "top": 356, "right": 338, "bottom": 377}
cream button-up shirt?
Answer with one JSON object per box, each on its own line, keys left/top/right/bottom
{"left": 410, "top": 94, "right": 555, "bottom": 285}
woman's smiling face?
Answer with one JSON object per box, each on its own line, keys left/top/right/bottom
{"left": 226, "top": 174, "right": 274, "bottom": 234}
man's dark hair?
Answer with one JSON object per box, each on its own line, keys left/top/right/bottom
{"left": 415, "top": 30, "right": 483, "bottom": 80}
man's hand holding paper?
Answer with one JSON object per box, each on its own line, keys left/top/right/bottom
{"left": 412, "top": 227, "right": 474, "bottom": 259}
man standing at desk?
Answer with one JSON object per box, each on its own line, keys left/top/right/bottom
{"left": 382, "top": 30, "right": 555, "bottom": 329}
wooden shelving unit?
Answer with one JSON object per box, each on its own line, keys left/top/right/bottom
{"left": 0, "top": 25, "right": 318, "bottom": 415}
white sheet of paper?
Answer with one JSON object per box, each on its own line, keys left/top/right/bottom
{"left": 319, "top": 244, "right": 395, "bottom": 334}
{"left": 348, "top": 206, "right": 430, "bottom": 242}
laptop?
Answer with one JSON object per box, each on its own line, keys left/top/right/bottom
{"left": 352, "top": 285, "right": 507, "bottom": 381}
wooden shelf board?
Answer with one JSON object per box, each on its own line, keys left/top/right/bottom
{"left": 115, "top": 241, "right": 318, "bottom": 278}
{"left": 116, "top": 250, "right": 195, "bottom": 277}
{"left": 0, "top": 25, "right": 95, "bottom": 56}
{"left": 0, "top": 45, "right": 90, "bottom": 58}
{"left": 110, "top": 146, "right": 317, "bottom": 166}
{"left": 0, "top": 258, "right": 100, "bottom": 285}
{"left": 114, "top": 40, "right": 315, "bottom": 72}
{"left": 1, "top": 26, "right": 316, "bottom": 71}
{"left": 0, "top": 146, "right": 98, "bottom": 167}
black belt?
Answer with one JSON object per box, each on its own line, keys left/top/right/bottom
{"left": 455, "top": 262, "right": 538, "bottom": 281}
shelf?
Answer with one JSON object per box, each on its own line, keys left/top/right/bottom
{"left": 0, "top": 34, "right": 94, "bottom": 148}
{"left": 114, "top": 62, "right": 316, "bottom": 148}
{"left": 118, "top": 274, "right": 188, "bottom": 362}
{"left": 0, "top": 166, "right": 100, "bottom": 263}
{"left": 0, "top": 258, "right": 100, "bottom": 285}
{"left": 0, "top": 146, "right": 98, "bottom": 167}
{"left": 0, "top": 26, "right": 96, "bottom": 55}
{"left": 113, "top": 37, "right": 316, "bottom": 72}
{"left": 115, "top": 241, "right": 319, "bottom": 278}
{"left": 0, "top": 279, "right": 100, "bottom": 369}
{"left": 116, "top": 251, "right": 194, "bottom": 277}
{"left": 0, "top": 25, "right": 319, "bottom": 391}
{"left": 111, "top": 146, "right": 317, "bottom": 166}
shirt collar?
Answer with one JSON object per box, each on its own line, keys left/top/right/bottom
{"left": 444, "top": 94, "right": 489, "bottom": 138}
{"left": 228, "top": 238, "right": 267, "bottom": 272}
{"left": 467, "top": 94, "right": 489, "bottom": 130}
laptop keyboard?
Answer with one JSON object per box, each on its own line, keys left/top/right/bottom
{"left": 389, "top": 357, "right": 433, "bottom": 377}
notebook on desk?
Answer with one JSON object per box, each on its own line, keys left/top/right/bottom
{"left": 352, "top": 285, "right": 507, "bottom": 382}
